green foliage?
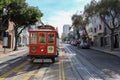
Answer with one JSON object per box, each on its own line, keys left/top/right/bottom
{"left": 72, "top": 14, "right": 83, "bottom": 27}
{"left": 0, "top": 0, "right": 43, "bottom": 50}
{"left": 23, "top": 6, "right": 43, "bottom": 26}
{"left": 84, "top": 0, "right": 97, "bottom": 18}
{"left": 61, "top": 33, "right": 67, "bottom": 41}
{"left": 0, "top": 0, "right": 43, "bottom": 27}
{"left": 71, "top": 14, "right": 89, "bottom": 39}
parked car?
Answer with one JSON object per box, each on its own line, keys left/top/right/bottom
{"left": 70, "top": 40, "right": 76, "bottom": 45}
{"left": 79, "top": 41, "right": 90, "bottom": 49}
{"left": 75, "top": 40, "right": 81, "bottom": 46}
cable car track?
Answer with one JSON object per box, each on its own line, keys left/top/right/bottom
{"left": 69, "top": 45, "right": 120, "bottom": 78}
{"left": 0, "top": 56, "right": 66, "bottom": 80}
{"left": 66, "top": 45, "right": 120, "bottom": 80}
{"left": 64, "top": 45, "right": 107, "bottom": 80}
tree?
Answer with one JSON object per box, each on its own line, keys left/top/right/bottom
{"left": 0, "top": 0, "right": 43, "bottom": 50}
{"left": 0, "top": 0, "right": 12, "bottom": 30}
{"left": 71, "top": 14, "right": 83, "bottom": 39}
{"left": 71, "top": 14, "right": 89, "bottom": 41}
{"left": 84, "top": 0, "right": 120, "bottom": 50}
{"left": 61, "top": 33, "right": 67, "bottom": 41}
{"left": 68, "top": 33, "right": 74, "bottom": 41}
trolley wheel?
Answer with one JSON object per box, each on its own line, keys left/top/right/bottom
{"left": 51, "top": 58, "right": 55, "bottom": 63}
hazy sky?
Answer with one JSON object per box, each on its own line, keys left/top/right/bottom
{"left": 26, "top": 0, "right": 91, "bottom": 36}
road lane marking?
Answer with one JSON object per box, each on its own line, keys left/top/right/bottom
{"left": 61, "top": 60, "right": 65, "bottom": 80}
{"left": 0, "top": 61, "right": 29, "bottom": 80}
{"left": 59, "top": 61, "right": 61, "bottom": 80}
{"left": 26, "top": 74, "right": 42, "bottom": 76}
{"left": 22, "top": 72, "right": 44, "bottom": 80}
{"left": 13, "top": 69, "right": 25, "bottom": 73}
{"left": 9, "top": 58, "right": 21, "bottom": 64}
{"left": 59, "top": 50, "right": 65, "bottom": 80}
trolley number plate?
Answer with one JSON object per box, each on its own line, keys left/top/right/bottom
{"left": 48, "top": 46, "right": 54, "bottom": 53}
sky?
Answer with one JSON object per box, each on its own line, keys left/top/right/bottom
{"left": 26, "top": 0, "right": 91, "bottom": 37}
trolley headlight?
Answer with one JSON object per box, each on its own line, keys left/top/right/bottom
{"left": 31, "top": 46, "right": 37, "bottom": 53}
{"left": 41, "top": 49, "right": 44, "bottom": 52}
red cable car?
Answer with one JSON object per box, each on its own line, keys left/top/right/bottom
{"left": 28, "top": 25, "right": 59, "bottom": 63}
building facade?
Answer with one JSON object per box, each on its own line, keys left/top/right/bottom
{"left": 90, "top": 15, "right": 120, "bottom": 49}
{"left": 0, "top": 20, "right": 14, "bottom": 49}
{"left": 63, "top": 24, "right": 70, "bottom": 37}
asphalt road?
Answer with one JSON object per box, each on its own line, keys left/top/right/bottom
{"left": 63, "top": 44, "right": 120, "bottom": 80}
{"left": 0, "top": 43, "right": 120, "bottom": 80}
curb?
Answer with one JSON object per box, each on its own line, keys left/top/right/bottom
{"left": 90, "top": 47, "right": 120, "bottom": 58}
{"left": 0, "top": 48, "right": 28, "bottom": 58}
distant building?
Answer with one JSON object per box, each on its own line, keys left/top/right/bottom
{"left": 63, "top": 24, "right": 70, "bottom": 37}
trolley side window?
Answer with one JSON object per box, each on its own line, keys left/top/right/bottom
{"left": 39, "top": 33, "right": 46, "bottom": 44}
{"left": 48, "top": 33, "right": 54, "bottom": 44}
{"left": 30, "top": 33, "right": 37, "bottom": 44}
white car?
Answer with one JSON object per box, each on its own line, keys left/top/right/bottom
{"left": 79, "top": 41, "right": 90, "bottom": 49}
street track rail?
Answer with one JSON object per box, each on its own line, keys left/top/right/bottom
{"left": 64, "top": 46, "right": 112, "bottom": 80}
{"left": 0, "top": 55, "right": 66, "bottom": 80}
{"left": 65, "top": 45, "right": 120, "bottom": 80}
{"left": 69, "top": 45, "right": 120, "bottom": 78}
{"left": 64, "top": 47, "right": 96, "bottom": 80}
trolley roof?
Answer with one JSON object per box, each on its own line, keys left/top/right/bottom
{"left": 29, "top": 25, "right": 59, "bottom": 38}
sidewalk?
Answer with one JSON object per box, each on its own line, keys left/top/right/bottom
{"left": 0, "top": 46, "right": 28, "bottom": 58}
{"left": 90, "top": 47, "right": 120, "bottom": 58}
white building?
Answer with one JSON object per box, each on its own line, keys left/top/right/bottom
{"left": 90, "top": 15, "right": 105, "bottom": 47}
{"left": 90, "top": 15, "right": 120, "bottom": 48}
{"left": 86, "top": 20, "right": 93, "bottom": 41}
{"left": 18, "top": 27, "right": 29, "bottom": 46}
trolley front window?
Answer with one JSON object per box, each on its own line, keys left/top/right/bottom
{"left": 30, "top": 33, "right": 37, "bottom": 44}
{"left": 39, "top": 33, "right": 46, "bottom": 44}
{"left": 48, "top": 33, "right": 54, "bottom": 43}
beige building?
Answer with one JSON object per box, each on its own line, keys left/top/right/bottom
{"left": 0, "top": 21, "right": 14, "bottom": 49}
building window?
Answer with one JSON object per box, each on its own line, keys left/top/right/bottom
{"left": 94, "top": 28, "right": 96, "bottom": 33}
{"left": 99, "top": 25, "right": 102, "bottom": 30}
{"left": 104, "top": 27, "right": 107, "bottom": 35}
